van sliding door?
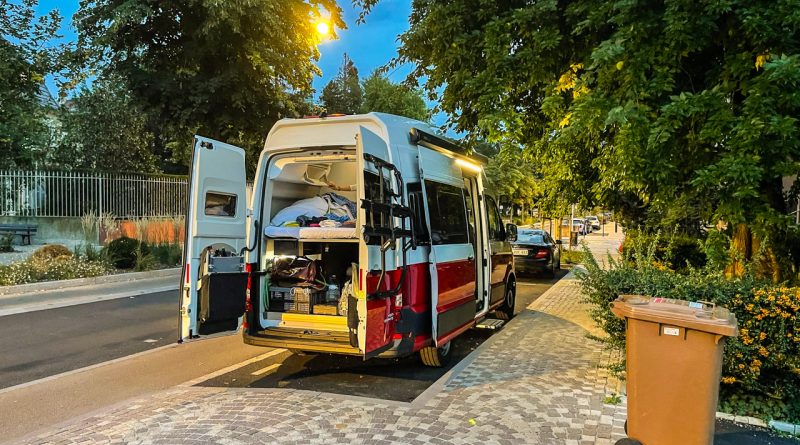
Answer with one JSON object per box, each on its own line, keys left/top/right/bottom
{"left": 418, "top": 148, "right": 477, "bottom": 346}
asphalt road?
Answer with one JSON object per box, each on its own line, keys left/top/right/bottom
{"left": 196, "top": 268, "right": 571, "bottom": 402}
{"left": 0, "top": 290, "right": 178, "bottom": 389}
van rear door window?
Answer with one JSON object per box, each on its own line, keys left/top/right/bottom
{"left": 425, "top": 181, "right": 468, "bottom": 245}
{"left": 205, "top": 192, "right": 237, "bottom": 217}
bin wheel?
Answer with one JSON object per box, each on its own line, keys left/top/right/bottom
{"left": 420, "top": 341, "right": 452, "bottom": 367}
{"left": 624, "top": 420, "right": 627, "bottom": 434}
{"left": 614, "top": 439, "right": 642, "bottom": 445}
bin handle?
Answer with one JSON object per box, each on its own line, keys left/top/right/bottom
{"left": 697, "top": 300, "right": 715, "bottom": 310}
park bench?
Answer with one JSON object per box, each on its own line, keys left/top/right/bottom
{"left": 0, "top": 224, "right": 38, "bottom": 245}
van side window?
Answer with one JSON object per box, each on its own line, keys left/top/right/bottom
{"left": 407, "top": 182, "right": 430, "bottom": 244}
{"left": 205, "top": 192, "right": 237, "bottom": 217}
{"left": 486, "top": 196, "right": 504, "bottom": 241}
{"left": 425, "top": 181, "right": 469, "bottom": 245}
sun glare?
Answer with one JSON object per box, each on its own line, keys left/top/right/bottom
{"left": 316, "top": 21, "right": 330, "bottom": 36}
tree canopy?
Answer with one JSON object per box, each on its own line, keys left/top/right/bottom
{"left": 53, "top": 79, "right": 159, "bottom": 173}
{"left": 321, "top": 53, "right": 363, "bottom": 115}
{"left": 72, "top": 0, "right": 344, "bottom": 173}
{"left": 0, "top": 0, "right": 62, "bottom": 168}
{"left": 372, "top": 0, "right": 800, "bottom": 238}
{"left": 360, "top": 70, "right": 428, "bottom": 121}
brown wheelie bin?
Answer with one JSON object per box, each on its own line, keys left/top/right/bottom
{"left": 611, "top": 295, "right": 738, "bottom": 445}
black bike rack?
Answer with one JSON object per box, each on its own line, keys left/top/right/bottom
{"left": 361, "top": 153, "right": 416, "bottom": 300}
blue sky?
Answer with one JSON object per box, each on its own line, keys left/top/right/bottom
{"left": 37, "top": 0, "right": 415, "bottom": 101}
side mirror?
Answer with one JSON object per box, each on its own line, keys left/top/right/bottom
{"left": 555, "top": 239, "right": 563, "bottom": 245}
{"left": 506, "top": 223, "right": 518, "bottom": 242}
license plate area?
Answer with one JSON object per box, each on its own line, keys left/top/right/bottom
{"left": 513, "top": 248, "right": 529, "bottom": 256}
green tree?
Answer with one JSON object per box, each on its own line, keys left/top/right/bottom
{"left": 366, "top": 1, "right": 800, "bottom": 240}
{"left": 321, "top": 53, "right": 363, "bottom": 114}
{"left": 53, "top": 78, "right": 159, "bottom": 173}
{"left": 483, "top": 143, "right": 542, "bottom": 221}
{"left": 72, "top": 0, "right": 344, "bottom": 174}
{"left": 360, "top": 70, "right": 428, "bottom": 121}
{"left": 0, "top": 0, "right": 62, "bottom": 168}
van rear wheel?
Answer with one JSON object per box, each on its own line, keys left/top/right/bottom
{"left": 420, "top": 341, "right": 452, "bottom": 367}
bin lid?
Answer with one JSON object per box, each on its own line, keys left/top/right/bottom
{"left": 611, "top": 295, "right": 738, "bottom": 336}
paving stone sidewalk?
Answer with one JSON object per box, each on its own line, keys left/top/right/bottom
{"left": 19, "top": 266, "right": 627, "bottom": 445}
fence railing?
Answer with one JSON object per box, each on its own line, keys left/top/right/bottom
{"left": 0, "top": 171, "right": 189, "bottom": 218}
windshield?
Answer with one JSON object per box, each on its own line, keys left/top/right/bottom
{"left": 517, "top": 230, "right": 545, "bottom": 243}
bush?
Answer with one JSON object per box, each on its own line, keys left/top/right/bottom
{"left": 0, "top": 256, "right": 110, "bottom": 285}
{"left": 0, "top": 234, "right": 13, "bottom": 253}
{"left": 620, "top": 229, "right": 706, "bottom": 271}
{"left": 103, "top": 236, "right": 149, "bottom": 269}
{"left": 561, "top": 249, "right": 586, "bottom": 265}
{"left": 74, "top": 242, "right": 103, "bottom": 262}
{"left": 579, "top": 244, "right": 800, "bottom": 422}
{"left": 30, "top": 244, "right": 73, "bottom": 261}
{"left": 150, "top": 243, "right": 182, "bottom": 267}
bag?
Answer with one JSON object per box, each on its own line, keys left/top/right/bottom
{"left": 271, "top": 256, "right": 320, "bottom": 285}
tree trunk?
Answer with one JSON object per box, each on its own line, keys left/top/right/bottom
{"left": 725, "top": 223, "right": 751, "bottom": 278}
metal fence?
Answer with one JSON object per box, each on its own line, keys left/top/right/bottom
{"left": 0, "top": 171, "right": 189, "bottom": 218}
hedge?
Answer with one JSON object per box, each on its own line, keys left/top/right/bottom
{"left": 579, "top": 245, "right": 800, "bottom": 422}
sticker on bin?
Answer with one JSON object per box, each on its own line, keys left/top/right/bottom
{"left": 663, "top": 326, "right": 680, "bottom": 336}
{"left": 688, "top": 301, "right": 705, "bottom": 309}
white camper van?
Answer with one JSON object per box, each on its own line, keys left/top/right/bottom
{"left": 180, "top": 113, "right": 517, "bottom": 366}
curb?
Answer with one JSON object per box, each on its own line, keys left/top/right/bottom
{"left": 716, "top": 412, "right": 800, "bottom": 436}
{"left": 0, "top": 267, "right": 180, "bottom": 297}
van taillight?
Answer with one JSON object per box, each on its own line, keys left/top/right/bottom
{"left": 185, "top": 264, "right": 190, "bottom": 284}
{"left": 534, "top": 249, "right": 549, "bottom": 259}
{"left": 245, "top": 263, "right": 253, "bottom": 311}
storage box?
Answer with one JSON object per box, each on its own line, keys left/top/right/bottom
{"left": 268, "top": 286, "right": 324, "bottom": 314}
{"left": 312, "top": 304, "right": 338, "bottom": 316}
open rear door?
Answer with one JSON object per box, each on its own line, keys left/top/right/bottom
{"left": 418, "top": 147, "right": 477, "bottom": 346}
{"left": 179, "top": 136, "right": 248, "bottom": 340}
{"left": 356, "top": 126, "right": 399, "bottom": 358}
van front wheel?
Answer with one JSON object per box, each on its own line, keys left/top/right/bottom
{"left": 495, "top": 283, "right": 516, "bottom": 320}
{"left": 420, "top": 341, "right": 452, "bottom": 367}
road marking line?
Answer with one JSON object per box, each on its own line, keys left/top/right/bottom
{"left": 251, "top": 363, "right": 280, "bottom": 376}
{"left": 0, "top": 285, "right": 178, "bottom": 318}
{"left": 143, "top": 339, "right": 158, "bottom": 343}
{"left": 180, "top": 347, "right": 288, "bottom": 386}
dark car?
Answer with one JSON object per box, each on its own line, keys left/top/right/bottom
{"left": 512, "top": 228, "right": 561, "bottom": 276}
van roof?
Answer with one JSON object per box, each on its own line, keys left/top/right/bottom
{"left": 263, "top": 112, "right": 437, "bottom": 153}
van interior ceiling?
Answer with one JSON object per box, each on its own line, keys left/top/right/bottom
{"left": 258, "top": 147, "right": 360, "bottom": 329}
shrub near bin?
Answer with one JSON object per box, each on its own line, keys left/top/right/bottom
{"left": 579, "top": 249, "right": 800, "bottom": 423}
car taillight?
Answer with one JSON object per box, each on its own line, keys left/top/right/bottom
{"left": 534, "top": 249, "right": 549, "bottom": 259}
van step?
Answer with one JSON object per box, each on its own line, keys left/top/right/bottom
{"left": 475, "top": 318, "right": 505, "bottom": 330}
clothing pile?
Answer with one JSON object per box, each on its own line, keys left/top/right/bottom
{"left": 270, "top": 193, "right": 356, "bottom": 228}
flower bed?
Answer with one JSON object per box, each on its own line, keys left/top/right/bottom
{"left": 580, "top": 247, "right": 800, "bottom": 422}
{"left": 0, "top": 255, "right": 111, "bottom": 286}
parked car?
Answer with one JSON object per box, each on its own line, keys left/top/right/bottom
{"left": 561, "top": 218, "right": 588, "bottom": 235}
{"left": 512, "top": 229, "right": 561, "bottom": 276}
{"left": 585, "top": 215, "right": 601, "bottom": 230}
